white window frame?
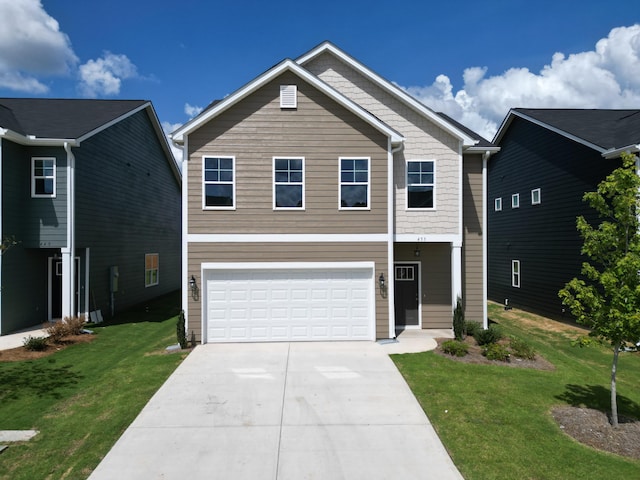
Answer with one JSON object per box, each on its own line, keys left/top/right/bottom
{"left": 511, "top": 260, "right": 520, "bottom": 288}
{"left": 494, "top": 197, "right": 502, "bottom": 211}
{"left": 280, "top": 85, "right": 297, "bottom": 109}
{"left": 202, "top": 156, "right": 236, "bottom": 210}
{"left": 145, "top": 253, "right": 159, "bottom": 287}
{"left": 511, "top": 193, "right": 520, "bottom": 209}
{"left": 531, "top": 188, "right": 541, "bottom": 205}
{"left": 406, "top": 159, "right": 436, "bottom": 210}
{"left": 273, "top": 157, "right": 305, "bottom": 210}
{"left": 339, "top": 157, "right": 370, "bottom": 210}
{"left": 31, "top": 157, "right": 56, "bottom": 198}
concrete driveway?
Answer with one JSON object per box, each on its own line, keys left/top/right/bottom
{"left": 88, "top": 339, "right": 463, "bottom": 480}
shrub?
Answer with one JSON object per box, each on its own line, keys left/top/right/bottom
{"left": 176, "top": 311, "right": 187, "bottom": 349}
{"left": 482, "top": 342, "right": 510, "bottom": 361}
{"left": 509, "top": 336, "right": 536, "bottom": 360}
{"left": 474, "top": 324, "right": 503, "bottom": 346}
{"left": 442, "top": 340, "right": 469, "bottom": 357}
{"left": 465, "top": 321, "right": 482, "bottom": 338}
{"left": 63, "top": 315, "right": 86, "bottom": 335}
{"left": 453, "top": 296, "right": 465, "bottom": 340}
{"left": 45, "top": 321, "right": 68, "bottom": 343}
{"left": 23, "top": 335, "right": 48, "bottom": 351}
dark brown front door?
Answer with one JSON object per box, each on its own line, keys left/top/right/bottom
{"left": 394, "top": 263, "right": 419, "bottom": 328}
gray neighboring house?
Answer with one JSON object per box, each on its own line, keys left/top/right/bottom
{"left": 0, "top": 98, "right": 182, "bottom": 335}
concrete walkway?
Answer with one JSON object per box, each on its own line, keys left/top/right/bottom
{"left": 89, "top": 331, "right": 461, "bottom": 480}
{"left": 0, "top": 325, "right": 49, "bottom": 350}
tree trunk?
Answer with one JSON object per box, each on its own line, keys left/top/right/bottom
{"left": 611, "top": 341, "right": 620, "bottom": 427}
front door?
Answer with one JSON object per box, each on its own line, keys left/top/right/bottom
{"left": 394, "top": 263, "right": 420, "bottom": 328}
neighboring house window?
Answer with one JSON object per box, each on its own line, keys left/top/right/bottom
{"left": 511, "top": 193, "right": 520, "bottom": 209}
{"left": 280, "top": 85, "right": 297, "bottom": 108}
{"left": 145, "top": 254, "right": 159, "bottom": 287}
{"left": 531, "top": 188, "right": 541, "bottom": 205}
{"left": 203, "top": 156, "right": 235, "bottom": 209}
{"left": 494, "top": 197, "right": 502, "bottom": 211}
{"left": 32, "top": 157, "right": 56, "bottom": 197}
{"left": 340, "top": 157, "right": 370, "bottom": 209}
{"left": 512, "top": 260, "right": 520, "bottom": 288}
{"left": 407, "top": 160, "right": 435, "bottom": 209}
{"left": 274, "top": 157, "right": 304, "bottom": 209}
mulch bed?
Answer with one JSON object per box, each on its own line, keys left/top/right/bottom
{"left": 0, "top": 334, "right": 95, "bottom": 362}
{"left": 435, "top": 336, "right": 640, "bottom": 460}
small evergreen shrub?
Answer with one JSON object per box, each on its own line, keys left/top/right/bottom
{"left": 482, "top": 342, "right": 510, "bottom": 361}
{"left": 474, "top": 324, "right": 503, "bottom": 346}
{"left": 509, "top": 336, "right": 536, "bottom": 360}
{"left": 453, "top": 296, "right": 465, "bottom": 340}
{"left": 465, "top": 321, "right": 482, "bottom": 338}
{"left": 176, "top": 311, "right": 187, "bottom": 349}
{"left": 23, "top": 336, "right": 48, "bottom": 351}
{"left": 442, "top": 340, "right": 469, "bottom": 357}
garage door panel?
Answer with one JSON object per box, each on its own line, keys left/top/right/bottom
{"left": 205, "top": 266, "right": 373, "bottom": 342}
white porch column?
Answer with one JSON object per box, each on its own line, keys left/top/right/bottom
{"left": 451, "top": 242, "right": 462, "bottom": 309}
{"left": 60, "top": 248, "right": 73, "bottom": 319}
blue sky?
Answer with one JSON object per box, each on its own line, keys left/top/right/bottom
{"left": 1, "top": 0, "right": 639, "bottom": 150}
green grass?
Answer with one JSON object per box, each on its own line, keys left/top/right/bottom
{"left": 0, "top": 291, "right": 187, "bottom": 480}
{"left": 392, "top": 303, "right": 640, "bottom": 480}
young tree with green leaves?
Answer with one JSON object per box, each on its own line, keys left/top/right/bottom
{"left": 559, "top": 151, "right": 640, "bottom": 427}
{"left": 0, "top": 235, "right": 18, "bottom": 255}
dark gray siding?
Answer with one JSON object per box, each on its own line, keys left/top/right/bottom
{"left": 74, "top": 109, "right": 181, "bottom": 317}
{"left": 488, "top": 117, "right": 620, "bottom": 319}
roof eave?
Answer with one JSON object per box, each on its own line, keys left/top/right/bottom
{"left": 602, "top": 144, "right": 640, "bottom": 159}
{"left": 0, "top": 128, "right": 79, "bottom": 147}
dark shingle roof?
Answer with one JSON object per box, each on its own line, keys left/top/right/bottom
{"left": 436, "top": 112, "right": 496, "bottom": 148}
{"left": 0, "top": 98, "right": 148, "bottom": 139}
{"left": 514, "top": 108, "right": 640, "bottom": 150}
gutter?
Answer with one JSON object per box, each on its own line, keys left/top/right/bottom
{"left": 602, "top": 144, "right": 640, "bottom": 159}
{"left": 387, "top": 140, "right": 404, "bottom": 339}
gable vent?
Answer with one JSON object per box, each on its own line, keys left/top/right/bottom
{"left": 280, "top": 85, "right": 297, "bottom": 109}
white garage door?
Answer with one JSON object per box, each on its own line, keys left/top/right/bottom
{"left": 204, "top": 265, "right": 374, "bottom": 343}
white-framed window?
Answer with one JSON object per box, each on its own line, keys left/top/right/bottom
{"left": 280, "top": 85, "right": 297, "bottom": 108}
{"left": 495, "top": 197, "right": 502, "bottom": 211}
{"left": 145, "top": 253, "right": 159, "bottom": 287}
{"left": 31, "top": 157, "right": 56, "bottom": 198}
{"left": 531, "top": 188, "right": 541, "bottom": 205}
{"left": 407, "top": 160, "right": 435, "bottom": 209}
{"left": 511, "top": 260, "right": 520, "bottom": 288}
{"left": 203, "top": 156, "right": 235, "bottom": 209}
{"left": 511, "top": 193, "right": 520, "bottom": 209}
{"left": 339, "top": 157, "right": 370, "bottom": 209}
{"left": 274, "top": 157, "right": 304, "bottom": 209}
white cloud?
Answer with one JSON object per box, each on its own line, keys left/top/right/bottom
{"left": 401, "top": 24, "right": 640, "bottom": 141}
{"left": 162, "top": 121, "right": 184, "bottom": 166}
{"left": 78, "top": 52, "right": 138, "bottom": 98}
{"left": 185, "top": 103, "right": 203, "bottom": 118}
{"left": 0, "top": 0, "right": 77, "bottom": 93}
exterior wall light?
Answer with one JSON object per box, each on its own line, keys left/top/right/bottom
{"left": 189, "top": 275, "right": 199, "bottom": 301}
{"left": 379, "top": 273, "right": 385, "bottom": 289}
{"left": 414, "top": 245, "right": 421, "bottom": 257}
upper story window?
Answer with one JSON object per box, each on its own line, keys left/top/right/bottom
{"left": 511, "top": 193, "right": 520, "bottom": 209}
{"left": 340, "top": 157, "right": 370, "bottom": 209}
{"left": 407, "top": 160, "right": 435, "bottom": 209}
{"left": 145, "top": 253, "right": 159, "bottom": 287}
{"left": 32, "top": 157, "right": 56, "bottom": 198}
{"left": 274, "top": 157, "right": 304, "bottom": 209}
{"left": 531, "top": 188, "right": 541, "bottom": 205}
{"left": 494, "top": 197, "right": 502, "bottom": 211}
{"left": 203, "top": 156, "right": 235, "bottom": 209}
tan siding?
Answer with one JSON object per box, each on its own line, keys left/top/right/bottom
{"left": 187, "top": 71, "right": 389, "bottom": 235}
{"left": 462, "top": 154, "right": 485, "bottom": 322}
{"left": 187, "top": 242, "right": 389, "bottom": 342}
{"left": 395, "top": 243, "right": 452, "bottom": 329}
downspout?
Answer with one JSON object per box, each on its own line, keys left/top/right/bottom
{"left": 179, "top": 137, "right": 189, "bottom": 342}
{"left": 63, "top": 142, "right": 76, "bottom": 318}
{"left": 388, "top": 140, "right": 404, "bottom": 339}
{"left": 482, "top": 151, "right": 490, "bottom": 329}
{"left": 0, "top": 137, "right": 3, "bottom": 331}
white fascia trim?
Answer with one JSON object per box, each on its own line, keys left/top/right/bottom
{"left": 296, "top": 42, "right": 477, "bottom": 147}
{"left": 76, "top": 102, "right": 149, "bottom": 143}
{"left": 395, "top": 233, "right": 462, "bottom": 247}
{"left": 202, "top": 261, "right": 375, "bottom": 271}
{"left": 172, "top": 59, "right": 404, "bottom": 145}
{"left": 188, "top": 233, "right": 388, "bottom": 243}
{"left": 602, "top": 144, "right": 640, "bottom": 159}
{"left": 499, "top": 110, "right": 606, "bottom": 153}
{"left": 0, "top": 128, "right": 79, "bottom": 147}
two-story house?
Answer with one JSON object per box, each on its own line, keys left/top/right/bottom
{"left": 488, "top": 108, "right": 640, "bottom": 319}
{"left": 0, "top": 98, "right": 182, "bottom": 335}
{"left": 172, "top": 42, "right": 498, "bottom": 343}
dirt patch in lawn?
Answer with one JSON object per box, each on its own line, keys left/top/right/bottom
{"left": 0, "top": 334, "right": 95, "bottom": 362}
{"left": 552, "top": 406, "right": 640, "bottom": 460}
{"left": 434, "top": 336, "right": 555, "bottom": 371}
{"left": 490, "top": 302, "right": 588, "bottom": 335}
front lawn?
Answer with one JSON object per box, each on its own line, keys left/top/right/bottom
{"left": 392, "top": 303, "right": 640, "bottom": 479}
{"left": 0, "top": 291, "right": 187, "bottom": 480}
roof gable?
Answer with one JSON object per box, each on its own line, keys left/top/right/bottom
{"left": 172, "top": 59, "right": 404, "bottom": 145}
